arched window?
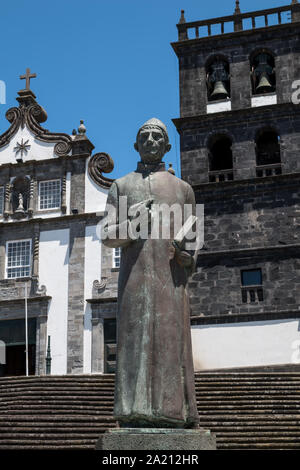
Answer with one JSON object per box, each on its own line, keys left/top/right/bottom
{"left": 250, "top": 52, "right": 276, "bottom": 95}
{"left": 206, "top": 58, "right": 230, "bottom": 102}
{"left": 208, "top": 135, "right": 233, "bottom": 182}
{"left": 255, "top": 130, "right": 281, "bottom": 177}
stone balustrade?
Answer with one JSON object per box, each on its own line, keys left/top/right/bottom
{"left": 177, "top": 4, "right": 298, "bottom": 41}
{"left": 209, "top": 169, "right": 234, "bottom": 183}
{"left": 256, "top": 163, "right": 282, "bottom": 178}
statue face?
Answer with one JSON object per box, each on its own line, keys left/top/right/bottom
{"left": 135, "top": 126, "right": 170, "bottom": 163}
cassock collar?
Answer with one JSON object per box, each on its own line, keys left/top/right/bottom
{"left": 136, "top": 161, "right": 166, "bottom": 173}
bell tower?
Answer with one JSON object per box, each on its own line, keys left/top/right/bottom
{"left": 172, "top": 1, "right": 300, "bottom": 370}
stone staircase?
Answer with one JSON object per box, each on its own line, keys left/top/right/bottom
{"left": 0, "top": 371, "right": 300, "bottom": 450}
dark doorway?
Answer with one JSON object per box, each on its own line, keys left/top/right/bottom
{"left": 104, "top": 319, "right": 116, "bottom": 373}
{"left": 3, "top": 344, "right": 36, "bottom": 376}
{"left": 0, "top": 319, "right": 36, "bottom": 377}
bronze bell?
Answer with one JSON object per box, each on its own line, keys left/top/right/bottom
{"left": 256, "top": 74, "right": 272, "bottom": 93}
{"left": 211, "top": 80, "right": 228, "bottom": 100}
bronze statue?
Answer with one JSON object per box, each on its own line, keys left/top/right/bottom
{"left": 102, "top": 118, "right": 199, "bottom": 428}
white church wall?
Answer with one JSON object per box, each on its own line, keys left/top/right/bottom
{"left": 85, "top": 160, "right": 108, "bottom": 214}
{"left": 83, "top": 224, "right": 102, "bottom": 373}
{"left": 191, "top": 318, "right": 300, "bottom": 370}
{"left": 0, "top": 126, "right": 57, "bottom": 164}
{"left": 66, "top": 171, "right": 71, "bottom": 215}
{"left": 39, "top": 228, "right": 70, "bottom": 375}
{"left": 206, "top": 100, "right": 231, "bottom": 114}
{"left": 251, "top": 94, "right": 277, "bottom": 108}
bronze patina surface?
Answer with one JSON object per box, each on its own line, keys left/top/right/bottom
{"left": 102, "top": 118, "right": 199, "bottom": 428}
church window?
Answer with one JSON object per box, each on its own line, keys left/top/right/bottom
{"left": 0, "top": 187, "right": 3, "bottom": 215}
{"left": 255, "top": 130, "right": 281, "bottom": 177}
{"left": 208, "top": 135, "right": 233, "bottom": 182}
{"left": 241, "top": 269, "right": 263, "bottom": 303}
{"left": 6, "top": 240, "right": 31, "bottom": 279}
{"left": 39, "top": 179, "right": 61, "bottom": 210}
{"left": 206, "top": 58, "right": 230, "bottom": 102}
{"left": 241, "top": 269, "right": 262, "bottom": 286}
{"left": 250, "top": 52, "right": 276, "bottom": 95}
{"left": 113, "top": 247, "right": 121, "bottom": 268}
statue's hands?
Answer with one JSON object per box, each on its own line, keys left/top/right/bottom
{"left": 171, "top": 241, "right": 193, "bottom": 267}
{"left": 128, "top": 199, "right": 153, "bottom": 237}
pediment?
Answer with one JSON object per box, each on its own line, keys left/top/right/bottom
{"left": 0, "top": 89, "right": 72, "bottom": 164}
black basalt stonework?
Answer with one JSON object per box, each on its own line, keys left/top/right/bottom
{"left": 172, "top": 6, "right": 300, "bottom": 324}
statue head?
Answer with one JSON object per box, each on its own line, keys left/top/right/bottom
{"left": 134, "top": 118, "right": 171, "bottom": 164}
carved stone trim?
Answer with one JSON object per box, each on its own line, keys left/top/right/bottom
{"left": 33, "top": 224, "right": 40, "bottom": 277}
{"left": 25, "top": 104, "right": 72, "bottom": 156}
{"left": 93, "top": 278, "right": 108, "bottom": 297}
{"left": 4, "top": 182, "right": 11, "bottom": 218}
{"left": 0, "top": 108, "right": 22, "bottom": 148}
{"left": 0, "top": 96, "right": 72, "bottom": 157}
{"left": 61, "top": 173, "right": 67, "bottom": 214}
{"left": 28, "top": 177, "right": 35, "bottom": 217}
{"left": 88, "top": 152, "right": 115, "bottom": 189}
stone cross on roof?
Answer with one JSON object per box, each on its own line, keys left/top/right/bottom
{"left": 19, "top": 68, "right": 37, "bottom": 91}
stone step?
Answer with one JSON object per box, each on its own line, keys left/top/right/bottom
{"left": 217, "top": 435, "right": 300, "bottom": 442}
{"left": 197, "top": 401, "right": 300, "bottom": 407}
{"left": 0, "top": 433, "right": 101, "bottom": 439}
{"left": 0, "top": 425, "right": 298, "bottom": 434}
{"left": 0, "top": 414, "right": 115, "bottom": 422}
{"left": 198, "top": 413, "right": 300, "bottom": 421}
{"left": 198, "top": 409, "right": 300, "bottom": 414}
{"left": 200, "top": 421, "right": 300, "bottom": 428}
{"left": 0, "top": 409, "right": 113, "bottom": 415}
{"left": 0, "top": 444, "right": 95, "bottom": 450}
{"left": 205, "top": 426, "right": 300, "bottom": 433}
{"left": 0, "top": 397, "right": 113, "bottom": 404}
{"left": 218, "top": 443, "right": 300, "bottom": 449}
{"left": 0, "top": 426, "right": 114, "bottom": 432}
{"left": 212, "top": 431, "right": 300, "bottom": 437}
{"left": 0, "top": 387, "right": 114, "bottom": 394}
{"left": 195, "top": 372, "right": 300, "bottom": 376}
{"left": 3, "top": 387, "right": 300, "bottom": 396}
{"left": 195, "top": 377, "right": 300, "bottom": 382}
{"left": 0, "top": 439, "right": 96, "bottom": 447}
{"left": 1, "top": 372, "right": 300, "bottom": 450}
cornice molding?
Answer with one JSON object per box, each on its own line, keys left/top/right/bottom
{"left": 173, "top": 103, "right": 300, "bottom": 131}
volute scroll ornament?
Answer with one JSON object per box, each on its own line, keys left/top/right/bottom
{"left": 88, "top": 152, "right": 115, "bottom": 189}
{"left": 92, "top": 278, "right": 108, "bottom": 297}
{"left": 0, "top": 91, "right": 72, "bottom": 156}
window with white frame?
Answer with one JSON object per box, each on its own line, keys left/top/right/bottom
{"left": 0, "top": 187, "right": 4, "bottom": 215}
{"left": 39, "top": 179, "right": 61, "bottom": 210}
{"left": 113, "top": 247, "right": 121, "bottom": 268}
{"left": 6, "top": 240, "right": 31, "bottom": 279}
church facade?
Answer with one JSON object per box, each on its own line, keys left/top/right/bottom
{"left": 0, "top": 74, "right": 118, "bottom": 376}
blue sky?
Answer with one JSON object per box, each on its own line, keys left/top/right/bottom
{"left": 0, "top": 0, "right": 290, "bottom": 178}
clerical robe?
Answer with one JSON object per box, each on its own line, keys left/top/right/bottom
{"left": 102, "top": 161, "right": 199, "bottom": 428}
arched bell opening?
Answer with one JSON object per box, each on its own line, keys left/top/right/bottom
{"left": 250, "top": 51, "right": 276, "bottom": 95}
{"left": 208, "top": 135, "right": 234, "bottom": 182}
{"left": 255, "top": 129, "right": 282, "bottom": 177}
{"left": 206, "top": 57, "right": 230, "bottom": 102}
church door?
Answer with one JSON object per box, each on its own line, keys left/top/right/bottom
{"left": 0, "top": 319, "right": 36, "bottom": 377}
{"left": 104, "top": 319, "right": 116, "bottom": 373}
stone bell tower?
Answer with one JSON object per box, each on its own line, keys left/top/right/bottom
{"left": 172, "top": 1, "right": 300, "bottom": 370}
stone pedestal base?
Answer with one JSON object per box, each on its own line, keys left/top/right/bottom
{"left": 96, "top": 428, "right": 216, "bottom": 450}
